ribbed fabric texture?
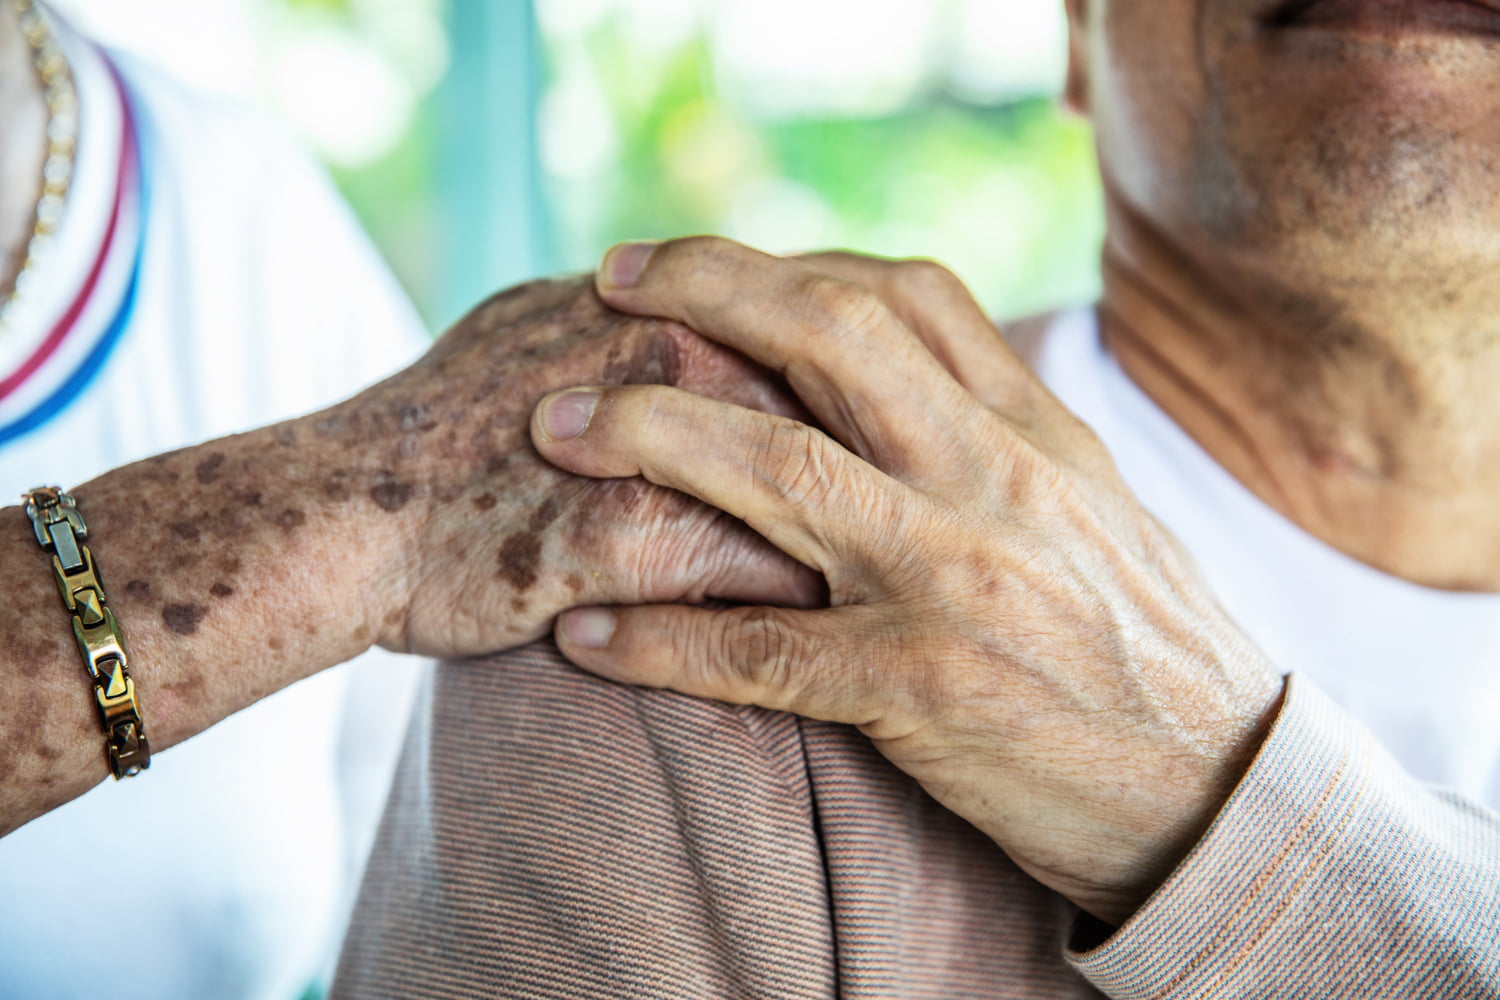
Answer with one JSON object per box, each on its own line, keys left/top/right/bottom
{"left": 1074, "top": 675, "right": 1500, "bottom": 999}
{"left": 333, "top": 644, "right": 1096, "bottom": 999}
{"left": 334, "top": 657, "right": 1500, "bottom": 999}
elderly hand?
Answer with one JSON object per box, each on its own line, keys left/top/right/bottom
{"left": 534, "top": 237, "right": 1285, "bottom": 925}
{"left": 330, "top": 275, "right": 819, "bottom": 658}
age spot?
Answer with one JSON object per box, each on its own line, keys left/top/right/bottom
{"left": 370, "top": 482, "right": 415, "bottom": 513}
{"left": 169, "top": 521, "right": 201, "bottom": 543}
{"left": 125, "top": 579, "right": 152, "bottom": 598}
{"left": 195, "top": 453, "right": 227, "bottom": 485}
{"left": 162, "top": 603, "right": 207, "bottom": 636}
{"left": 276, "top": 508, "right": 307, "bottom": 531}
{"left": 564, "top": 573, "right": 585, "bottom": 594}
{"left": 473, "top": 493, "right": 497, "bottom": 512}
{"left": 496, "top": 532, "right": 542, "bottom": 591}
{"left": 210, "top": 582, "right": 235, "bottom": 599}
{"left": 528, "top": 495, "right": 564, "bottom": 533}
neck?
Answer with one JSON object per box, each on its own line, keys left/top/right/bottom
{"left": 0, "top": 4, "right": 47, "bottom": 297}
{"left": 1100, "top": 198, "right": 1500, "bottom": 592}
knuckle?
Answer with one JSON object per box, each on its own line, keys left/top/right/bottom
{"left": 756, "top": 420, "right": 841, "bottom": 508}
{"left": 731, "top": 607, "right": 803, "bottom": 697}
{"left": 797, "top": 273, "right": 886, "bottom": 344}
{"left": 893, "top": 257, "right": 963, "bottom": 301}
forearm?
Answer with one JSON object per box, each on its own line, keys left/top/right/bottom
{"left": 0, "top": 407, "right": 407, "bottom": 834}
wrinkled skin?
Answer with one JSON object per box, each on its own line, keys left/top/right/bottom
{"left": 338, "top": 276, "right": 821, "bottom": 658}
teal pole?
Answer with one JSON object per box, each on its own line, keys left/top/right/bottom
{"left": 436, "top": 0, "right": 554, "bottom": 328}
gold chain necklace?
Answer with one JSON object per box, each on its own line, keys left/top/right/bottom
{"left": 0, "top": 0, "right": 77, "bottom": 333}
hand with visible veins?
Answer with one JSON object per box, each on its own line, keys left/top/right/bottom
{"left": 0, "top": 275, "right": 816, "bottom": 834}
{"left": 535, "top": 237, "right": 1287, "bottom": 927}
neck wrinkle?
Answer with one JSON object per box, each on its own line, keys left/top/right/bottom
{"left": 1096, "top": 207, "right": 1500, "bottom": 592}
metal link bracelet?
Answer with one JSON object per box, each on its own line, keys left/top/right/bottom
{"left": 23, "top": 486, "right": 151, "bottom": 778}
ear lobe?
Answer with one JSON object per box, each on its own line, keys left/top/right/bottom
{"left": 1062, "top": 0, "right": 1091, "bottom": 117}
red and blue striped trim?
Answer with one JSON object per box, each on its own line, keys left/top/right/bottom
{"left": 0, "top": 59, "right": 147, "bottom": 448}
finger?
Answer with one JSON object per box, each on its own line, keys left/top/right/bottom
{"left": 533, "top": 383, "right": 899, "bottom": 575}
{"left": 556, "top": 603, "right": 909, "bottom": 734}
{"left": 797, "top": 252, "right": 1043, "bottom": 420}
{"left": 596, "top": 236, "right": 981, "bottom": 476}
{"left": 584, "top": 504, "right": 829, "bottom": 609}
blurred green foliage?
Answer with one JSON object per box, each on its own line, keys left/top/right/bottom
{"left": 547, "top": 27, "right": 1103, "bottom": 320}
{"left": 324, "top": 5, "right": 1105, "bottom": 327}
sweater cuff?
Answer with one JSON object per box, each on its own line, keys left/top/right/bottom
{"left": 1068, "top": 673, "right": 1500, "bottom": 999}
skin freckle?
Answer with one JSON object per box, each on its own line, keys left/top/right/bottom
{"left": 323, "top": 481, "right": 351, "bottom": 503}
{"left": 473, "top": 493, "right": 498, "bottom": 512}
{"left": 528, "top": 495, "right": 565, "bottom": 532}
{"left": 370, "top": 482, "right": 415, "bottom": 512}
{"left": 162, "top": 603, "right": 207, "bottom": 636}
{"left": 210, "top": 582, "right": 234, "bottom": 599}
{"left": 194, "top": 453, "right": 227, "bottom": 484}
{"left": 276, "top": 508, "right": 307, "bottom": 531}
{"left": 565, "top": 573, "right": 585, "bottom": 594}
{"left": 267, "top": 637, "right": 284, "bottom": 651}
{"left": 169, "top": 521, "right": 201, "bottom": 543}
{"left": 125, "top": 579, "right": 152, "bottom": 598}
{"left": 510, "top": 596, "right": 528, "bottom": 614}
{"left": 496, "top": 532, "right": 543, "bottom": 591}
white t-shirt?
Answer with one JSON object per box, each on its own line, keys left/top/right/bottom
{"left": 0, "top": 12, "right": 428, "bottom": 1000}
{"left": 1032, "top": 309, "right": 1500, "bottom": 808}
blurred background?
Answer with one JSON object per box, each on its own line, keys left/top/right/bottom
{"left": 50, "top": 0, "right": 1104, "bottom": 333}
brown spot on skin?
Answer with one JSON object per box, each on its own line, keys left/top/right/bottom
{"left": 170, "top": 552, "right": 201, "bottom": 571}
{"left": 398, "top": 437, "right": 420, "bottom": 459}
{"left": 164, "top": 674, "right": 207, "bottom": 700}
{"left": 565, "top": 573, "right": 585, "bottom": 594}
{"left": 169, "top": 521, "right": 201, "bottom": 543}
{"left": 220, "top": 558, "right": 242, "bottom": 576}
{"left": 276, "top": 508, "right": 307, "bottom": 531}
{"left": 323, "top": 481, "right": 351, "bottom": 503}
{"left": 268, "top": 637, "right": 284, "bottom": 651}
{"left": 370, "top": 482, "right": 415, "bottom": 512}
{"left": 510, "top": 597, "right": 529, "bottom": 614}
{"left": 473, "top": 493, "right": 498, "bottom": 512}
{"left": 35, "top": 744, "right": 62, "bottom": 761}
{"left": 496, "top": 532, "right": 543, "bottom": 590}
{"left": 384, "top": 608, "right": 403, "bottom": 626}
{"left": 235, "top": 491, "right": 264, "bottom": 507}
{"left": 528, "top": 495, "right": 565, "bottom": 533}
{"left": 195, "top": 453, "right": 227, "bottom": 484}
{"left": 162, "top": 603, "right": 207, "bottom": 635}
{"left": 210, "top": 582, "right": 234, "bottom": 599}
{"left": 351, "top": 625, "right": 369, "bottom": 642}
{"left": 125, "top": 579, "right": 151, "bottom": 598}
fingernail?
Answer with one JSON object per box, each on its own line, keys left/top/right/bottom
{"left": 562, "top": 607, "right": 616, "bottom": 649}
{"left": 601, "top": 241, "right": 659, "bottom": 290}
{"left": 539, "top": 390, "right": 600, "bottom": 440}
